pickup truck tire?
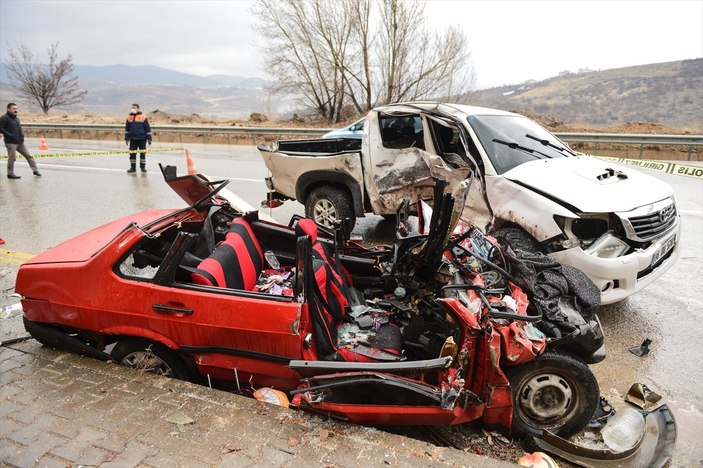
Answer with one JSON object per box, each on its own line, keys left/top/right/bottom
{"left": 493, "top": 226, "right": 543, "bottom": 254}
{"left": 305, "top": 186, "right": 356, "bottom": 230}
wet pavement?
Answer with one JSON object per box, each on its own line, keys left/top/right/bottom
{"left": 1, "top": 138, "right": 702, "bottom": 465}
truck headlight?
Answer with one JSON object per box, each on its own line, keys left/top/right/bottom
{"left": 584, "top": 232, "right": 629, "bottom": 258}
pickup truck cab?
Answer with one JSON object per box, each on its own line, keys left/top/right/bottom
{"left": 258, "top": 102, "right": 680, "bottom": 303}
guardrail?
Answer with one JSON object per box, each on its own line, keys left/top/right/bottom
{"left": 22, "top": 123, "right": 703, "bottom": 159}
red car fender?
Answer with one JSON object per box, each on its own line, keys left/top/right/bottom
{"left": 498, "top": 282, "right": 546, "bottom": 366}
{"left": 496, "top": 322, "right": 547, "bottom": 367}
{"left": 100, "top": 325, "right": 181, "bottom": 350}
{"left": 475, "top": 323, "right": 513, "bottom": 432}
{"left": 436, "top": 297, "right": 513, "bottom": 430}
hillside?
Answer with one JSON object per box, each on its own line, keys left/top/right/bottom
{"left": 462, "top": 59, "right": 703, "bottom": 132}
{"left": 1, "top": 60, "right": 701, "bottom": 129}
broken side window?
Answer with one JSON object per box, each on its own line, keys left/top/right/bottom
{"left": 379, "top": 114, "right": 425, "bottom": 150}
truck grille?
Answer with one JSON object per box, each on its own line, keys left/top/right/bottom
{"left": 627, "top": 203, "right": 677, "bottom": 241}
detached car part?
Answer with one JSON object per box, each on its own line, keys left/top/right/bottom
{"left": 533, "top": 383, "right": 676, "bottom": 467}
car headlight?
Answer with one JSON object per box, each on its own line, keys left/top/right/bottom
{"left": 584, "top": 232, "right": 629, "bottom": 258}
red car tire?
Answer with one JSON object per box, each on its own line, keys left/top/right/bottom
{"left": 111, "top": 338, "right": 190, "bottom": 381}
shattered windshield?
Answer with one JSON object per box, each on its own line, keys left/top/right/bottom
{"left": 467, "top": 115, "right": 572, "bottom": 174}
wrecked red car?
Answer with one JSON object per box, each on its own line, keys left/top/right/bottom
{"left": 16, "top": 164, "right": 604, "bottom": 438}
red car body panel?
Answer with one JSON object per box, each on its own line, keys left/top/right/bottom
{"left": 15, "top": 169, "right": 557, "bottom": 434}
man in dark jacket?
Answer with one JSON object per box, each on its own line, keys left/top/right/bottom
{"left": 124, "top": 103, "right": 152, "bottom": 173}
{"left": 0, "top": 103, "right": 41, "bottom": 179}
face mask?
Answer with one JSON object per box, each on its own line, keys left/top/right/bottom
{"left": 131, "top": 108, "right": 138, "bottom": 114}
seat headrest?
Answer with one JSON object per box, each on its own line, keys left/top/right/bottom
{"left": 295, "top": 218, "right": 318, "bottom": 243}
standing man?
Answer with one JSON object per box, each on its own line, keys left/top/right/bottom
{"left": 0, "top": 103, "right": 41, "bottom": 179}
{"left": 124, "top": 103, "right": 152, "bottom": 173}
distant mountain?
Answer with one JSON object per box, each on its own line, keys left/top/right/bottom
{"left": 73, "top": 65, "right": 268, "bottom": 88}
{"left": 461, "top": 58, "right": 703, "bottom": 131}
{"left": 0, "top": 64, "right": 273, "bottom": 119}
{"left": 1, "top": 60, "right": 701, "bottom": 127}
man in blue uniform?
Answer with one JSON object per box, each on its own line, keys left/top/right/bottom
{"left": 124, "top": 103, "right": 152, "bottom": 173}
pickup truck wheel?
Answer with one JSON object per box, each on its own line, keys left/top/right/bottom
{"left": 493, "top": 226, "right": 543, "bottom": 254}
{"left": 506, "top": 351, "right": 599, "bottom": 438}
{"left": 305, "top": 186, "right": 356, "bottom": 230}
{"left": 111, "top": 338, "right": 189, "bottom": 381}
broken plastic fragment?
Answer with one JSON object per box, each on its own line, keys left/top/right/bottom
{"left": 628, "top": 338, "right": 652, "bottom": 357}
{"left": 517, "top": 451, "right": 559, "bottom": 467}
{"left": 533, "top": 383, "right": 677, "bottom": 468}
{"left": 253, "top": 387, "right": 290, "bottom": 408}
{"left": 601, "top": 406, "right": 645, "bottom": 452}
{"left": 625, "top": 382, "right": 663, "bottom": 411}
{"left": 264, "top": 250, "right": 280, "bottom": 269}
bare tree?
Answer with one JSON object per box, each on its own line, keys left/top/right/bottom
{"left": 377, "top": 0, "right": 473, "bottom": 104}
{"left": 344, "top": 0, "right": 374, "bottom": 113}
{"left": 253, "top": 0, "right": 352, "bottom": 122}
{"left": 253, "top": 0, "right": 474, "bottom": 121}
{"left": 5, "top": 42, "right": 87, "bottom": 115}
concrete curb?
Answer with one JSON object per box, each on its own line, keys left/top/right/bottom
{"left": 0, "top": 340, "right": 513, "bottom": 467}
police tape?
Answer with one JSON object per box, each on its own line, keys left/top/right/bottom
{"left": 593, "top": 156, "right": 703, "bottom": 179}
{"left": 0, "top": 147, "right": 185, "bottom": 160}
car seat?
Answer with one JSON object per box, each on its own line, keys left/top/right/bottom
{"left": 295, "top": 219, "right": 403, "bottom": 362}
{"left": 191, "top": 217, "right": 264, "bottom": 290}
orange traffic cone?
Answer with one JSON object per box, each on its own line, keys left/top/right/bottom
{"left": 185, "top": 149, "right": 197, "bottom": 175}
{"left": 39, "top": 137, "right": 49, "bottom": 151}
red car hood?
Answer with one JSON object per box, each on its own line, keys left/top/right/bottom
{"left": 23, "top": 209, "right": 178, "bottom": 265}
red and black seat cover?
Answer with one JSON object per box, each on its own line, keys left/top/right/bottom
{"left": 295, "top": 218, "right": 402, "bottom": 361}
{"left": 192, "top": 217, "right": 264, "bottom": 291}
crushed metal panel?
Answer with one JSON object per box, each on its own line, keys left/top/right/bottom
{"left": 292, "top": 371, "right": 444, "bottom": 406}
{"left": 533, "top": 384, "right": 677, "bottom": 468}
{"left": 261, "top": 150, "right": 364, "bottom": 204}
{"left": 485, "top": 175, "right": 576, "bottom": 241}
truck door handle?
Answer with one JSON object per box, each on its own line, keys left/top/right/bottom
{"left": 152, "top": 303, "right": 193, "bottom": 315}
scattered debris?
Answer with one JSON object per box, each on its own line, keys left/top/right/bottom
{"left": 166, "top": 411, "right": 195, "bottom": 432}
{"left": 517, "top": 451, "right": 560, "bottom": 467}
{"left": 253, "top": 387, "right": 290, "bottom": 408}
{"left": 222, "top": 447, "right": 243, "bottom": 454}
{"left": 1, "top": 302, "right": 22, "bottom": 320}
{"left": 482, "top": 429, "right": 511, "bottom": 447}
{"left": 586, "top": 396, "right": 616, "bottom": 429}
{"left": 628, "top": 339, "right": 652, "bottom": 357}
{"left": 533, "top": 383, "right": 677, "bottom": 467}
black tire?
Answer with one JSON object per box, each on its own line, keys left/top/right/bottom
{"left": 111, "top": 338, "right": 190, "bottom": 381}
{"left": 506, "top": 351, "right": 599, "bottom": 438}
{"left": 305, "top": 186, "right": 356, "bottom": 230}
{"left": 493, "top": 226, "right": 543, "bottom": 254}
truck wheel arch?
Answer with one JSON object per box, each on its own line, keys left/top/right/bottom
{"left": 296, "top": 171, "right": 364, "bottom": 217}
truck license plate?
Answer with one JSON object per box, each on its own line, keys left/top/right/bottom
{"left": 651, "top": 234, "right": 676, "bottom": 266}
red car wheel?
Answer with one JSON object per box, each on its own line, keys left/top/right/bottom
{"left": 111, "top": 338, "right": 190, "bottom": 381}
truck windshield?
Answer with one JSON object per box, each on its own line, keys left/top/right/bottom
{"left": 467, "top": 115, "right": 572, "bottom": 174}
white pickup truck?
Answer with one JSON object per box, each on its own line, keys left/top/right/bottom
{"left": 258, "top": 102, "right": 680, "bottom": 303}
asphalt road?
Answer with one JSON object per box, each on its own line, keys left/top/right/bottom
{"left": 1, "top": 138, "right": 702, "bottom": 464}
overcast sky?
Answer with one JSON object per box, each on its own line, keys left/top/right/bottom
{"left": 1, "top": 0, "right": 701, "bottom": 89}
